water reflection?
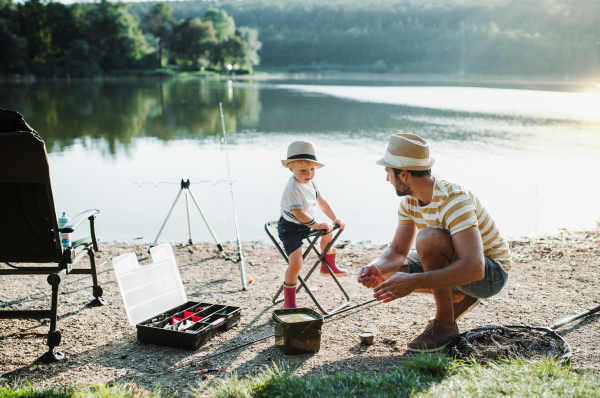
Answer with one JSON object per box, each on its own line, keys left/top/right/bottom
{"left": 3, "top": 79, "right": 598, "bottom": 158}
{"left": 1, "top": 79, "right": 259, "bottom": 154}
{"left": 1, "top": 78, "right": 599, "bottom": 241}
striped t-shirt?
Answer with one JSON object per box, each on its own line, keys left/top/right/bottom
{"left": 398, "top": 176, "right": 512, "bottom": 272}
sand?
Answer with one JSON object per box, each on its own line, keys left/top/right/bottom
{"left": 1, "top": 228, "right": 599, "bottom": 395}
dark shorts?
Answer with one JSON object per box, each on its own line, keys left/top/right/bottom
{"left": 401, "top": 250, "right": 508, "bottom": 299}
{"left": 277, "top": 217, "right": 313, "bottom": 256}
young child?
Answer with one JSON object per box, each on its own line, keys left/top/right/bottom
{"left": 278, "top": 141, "right": 347, "bottom": 309}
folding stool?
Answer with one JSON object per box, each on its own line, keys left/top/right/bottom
{"left": 264, "top": 220, "right": 351, "bottom": 315}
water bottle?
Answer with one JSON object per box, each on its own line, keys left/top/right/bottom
{"left": 58, "top": 212, "right": 71, "bottom": 248}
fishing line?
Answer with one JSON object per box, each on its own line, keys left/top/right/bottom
{"left": 367, "top": 110, "right": 380, "bottom": 130}
{"left": 219, "top": 102, "right": 248, "bottom": 291}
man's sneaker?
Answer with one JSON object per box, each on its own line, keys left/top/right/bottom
{"left": 406, "top": 320, "right": 459, "bottom": 352}
{"left": 453, "top": 294, "right": 481, "bottom": 321}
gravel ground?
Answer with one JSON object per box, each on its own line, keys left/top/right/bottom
{"left": 1, "top": 228, "right": 599, "bottom": 395}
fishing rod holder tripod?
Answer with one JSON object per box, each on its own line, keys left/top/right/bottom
{"left": 152, "top": 179, "right": 223, "bottom": 252}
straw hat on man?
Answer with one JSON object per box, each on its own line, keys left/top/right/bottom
{"left": 357, "top": 133, "right": 512, "bottom": 352}
{"left": 375, "top": 133, "right": 434, "bottom": 170}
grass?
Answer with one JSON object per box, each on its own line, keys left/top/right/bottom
{"left": 0, "top": 381, "right": 163, "bottom": 398}
{"left": 198, "top": 354, "right": 600, "bottom": 398}
{"left": 3, "top": 356, "right": 600, "bottom": 397}
{"left": 422, "top": 358, "right": 600, "bottom": 398}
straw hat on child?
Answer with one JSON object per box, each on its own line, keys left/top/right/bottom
{"left": 281, "top": 141, "right": 325, "bottom": 168}
{"left": 376, "top": 133, "right": 435, "bottom": 171}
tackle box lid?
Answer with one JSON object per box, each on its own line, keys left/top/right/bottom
{"left": 112, "top": 243, "right": 187, "bottom": 326}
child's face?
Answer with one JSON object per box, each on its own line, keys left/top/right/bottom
{"left": 290, "top": 164, "right": 316, "bottom": 183}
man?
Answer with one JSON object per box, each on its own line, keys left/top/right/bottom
{"left": 358, "top": 133, "right": 511, "bottom": 352}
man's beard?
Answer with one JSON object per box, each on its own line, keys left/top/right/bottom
{"left": 395, "top": 181, "right": 413, "bottom": 197}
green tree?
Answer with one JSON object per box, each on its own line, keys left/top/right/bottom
{"left": 0, "top": 0, "right": 26, "bottom": 74}
{"left": 81, "top": 0, "right": 146, "bottom": 70}
{"left": 200, "top": 9, "right": 234, "bottom": 42}
{"left": 63, "top": 39, "right": 101, "bottom": 77}
{"left": 238, "top": 26, "right": 261, "bottom": 68}
{"left": 220, "top": 32, "right": 247, "bottom": 69}
{"left": 141, "top": 2, "right": 173, "bottom": 68}
{"left": 44, "top": 2, "right": 79, "bottom": 64}
{"left": 17, "top": 0, "right": 83, "bottom": 75}
{"left": 18, "top": 0, "right": 53, "bottom": 64}
{"left": 131, "top": 0, "right": 599, "bottom": 78}
{"left": 169, "top": 18, "right": 217, "bottom": 69}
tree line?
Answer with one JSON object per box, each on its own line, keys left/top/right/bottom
{"left": 0, "top": 0, "right": 260, "bottom": 77}
{"left": 130, "top": 0, "right": 600, "bottom": 78}
{"left": 3, "top": 0, "right": 599, "bottom": 78}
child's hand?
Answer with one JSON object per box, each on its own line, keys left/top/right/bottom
{"left": 333, "top": 218, "right": 345, "bottom": 230}
{"left": 316, "top": 222, "right": 333, "bottom": 233}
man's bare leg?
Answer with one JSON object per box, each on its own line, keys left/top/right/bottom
{"left": 415, "top": 228, "right": 456, "bottom": 327}
{"left": 414, "top": 288, "right": 465, "bottom": 303}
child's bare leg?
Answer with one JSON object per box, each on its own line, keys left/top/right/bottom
{"left": 285, "top": 248, "right": 303, "bottom": 285}
{"left": 320, "top": 231, "right": 333, "bottom": 253}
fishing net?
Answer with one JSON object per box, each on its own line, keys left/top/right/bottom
{"left": 447, "top": 325, "right": 571, "bottom": 364}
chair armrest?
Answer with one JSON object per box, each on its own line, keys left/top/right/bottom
{"left": 59, "top": 209, "right": 100, "bottom": 233}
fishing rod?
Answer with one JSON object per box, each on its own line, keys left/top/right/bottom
{"left": 220, "top": 102, "right": 248, "bottom": 291}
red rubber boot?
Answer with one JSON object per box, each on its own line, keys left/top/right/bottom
{"left": 320, "top": 248, "right": 348, "bottom": 276}
{"left": 283, "top": 283, "right": 298, "bottom": 309}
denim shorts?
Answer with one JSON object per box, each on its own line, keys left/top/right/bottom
{"left": 277, "top": 217, "right": 314, "bottom": 256}
{"left": 401, "top": 250, "right": 508, "bottom": 299}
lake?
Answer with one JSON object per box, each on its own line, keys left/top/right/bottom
{"left": 2, "top": 77, "right": 599, "bottom": 245}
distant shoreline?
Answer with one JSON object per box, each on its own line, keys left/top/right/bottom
{"left": 2, "top": 69, "right": 599, "bottom": 88}
{"left": 249, "top": 71, "right": 600, "bottom": 88}
{"left": 99, "top": 225, "right": 600, "bottom": 247}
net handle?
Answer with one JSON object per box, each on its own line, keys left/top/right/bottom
{"left": 550, "top": 305, "right": 600, "bottom": 330}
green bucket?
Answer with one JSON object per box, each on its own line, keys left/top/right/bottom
{"left": 273, "top": 308, "right": 323, "bottom": 355}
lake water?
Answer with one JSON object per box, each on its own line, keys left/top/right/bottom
{"left": 2, "top": 77, "right": 599, "bottom": 245}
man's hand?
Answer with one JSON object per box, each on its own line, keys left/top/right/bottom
{"left": 332, "top": 218, "right": 345, "bottom": 230}
{"left": 357, "top": 265, "right": 382, "bottom": 288}
{"left": 372, "top": 272, "right": 418, "bottom": 302}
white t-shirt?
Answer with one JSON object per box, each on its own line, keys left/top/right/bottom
{"left": 280, "top": 176, "right": 321, "bottom": 224}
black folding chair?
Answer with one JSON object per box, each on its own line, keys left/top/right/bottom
{"left": 0, "top": 109, "right": 106, "bottom": 363}
{"left": 264, "top": 220, "right": 351, "bottom": 315}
